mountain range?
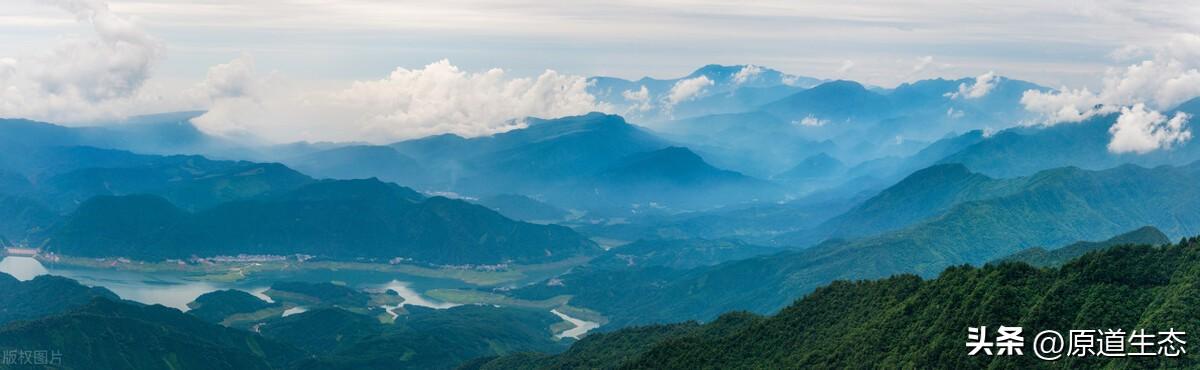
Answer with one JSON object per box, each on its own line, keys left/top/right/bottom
{"left": 5, "top": 62, "right": 1200, "bottom": 369}
{"left": 0, "top": 273, "right": 573, "bottom": 370}
{"left": 472, "top": 238, "right": 1200, "bottom": 369}
{"left": 510, "top": 160, "right": 1200, "bottom": 328}
{"left": 587, "top": 64, "right": 822, "bottom": 122}
{"left": 290, "top": 112, "right": 784, "bottom": 213}
{"left": 44, "top": 179, "right": 600, "bottom": 264}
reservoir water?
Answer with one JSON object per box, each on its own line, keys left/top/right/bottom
{"left": 0, "top": 256, "right": 453, "bottom": 311}
{"left": 551, "top": 309, "right": 600, "bottom": 339}
{"left": 0, "top": 256, "right": 598, "bottom": 338}
{"left": 0, "top": 256, "right": 47, "bottom": 281}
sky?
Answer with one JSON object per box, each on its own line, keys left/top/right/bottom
{"left": 2, "top": 0, "right": 1200, "bottom": 143}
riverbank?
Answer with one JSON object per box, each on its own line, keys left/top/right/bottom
{"left": 34, "top": 254, "right": 591, "bottom": 287}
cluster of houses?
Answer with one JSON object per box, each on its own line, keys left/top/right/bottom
{"left": 2, "top": 247, "right": 39, "bottom": 257}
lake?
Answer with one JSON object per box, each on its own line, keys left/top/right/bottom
{"left": 0, "top": 256, "right": 459, "bottom": 310}
{"left": 0, "top": 256, "right": 600, "bottom": 338}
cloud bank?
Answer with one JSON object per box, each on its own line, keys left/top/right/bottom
{"left": 732, "top": 65, "right": 763, "bottom": 85}
{"left": 1107, "top": 104, "right": 1192, "bottom": 154}
{"left": 948, "top": 71, "right": 997, "bottom": 99}
{"left": 194, "top": 59, "right": 607, "bottom": 143}
{"left": 3, "top": 2, "right": 609, "bottom": 143}
{"left": 1020, "top": 34, "right": 1200, "bottom": 153}
{"left": 665, "top": 75, "right": 713, "bottom": 107}
{"left": 794, "top": 115, "right": 828, "bottom": 127}
{"left": 621, "top": 85, "right": 652, "bottom": 113}
{"left": 196, "top": 55, "right": 259, "bottom": 101}
{"left": 0, "top": 0, "right": 165, "bottom": 122}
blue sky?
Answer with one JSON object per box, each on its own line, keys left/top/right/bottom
{"left": 2, "top": 0, "right": 1199, "bottom": 142}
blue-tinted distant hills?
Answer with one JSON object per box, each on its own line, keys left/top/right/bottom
{"left": 45, "top": 178, "right": 601, "bottom": 264}
{"left": 517, "top": 161, "right": 1200, "bottom": 328}
{"left": 599, "top": 147, "right": 750, "bottom": 185}
{"left": 466, "top": 113, "right": 668, "bottom": 185}
{"left": 0, "top": 144, "right": 314, "bottom": 213}
{"left": 772, "top": 152, "right": 845, "bottom": 182}
{"left": 760, "top": 80, "right": 893, "bottom": 127}
{"left": 578, "top": 147, "right": 783, "bottom": 210}
{"left": 0, "top": 112, "right": 256, "bottom": 158}
{"left": 375, "top": 112, "right": 671, "bottom": 191}
{"left": 646, "top": 75, "right": 1048, "bottom": 178}
{"left": 472, "top": 193, "right": 571, "bottom": 223}
{"left": 324, "top": 113, "right": 782, "bottom": 212}
{"left": 588, "top": 64, "right": 822, "bottom": 122}
{"left": 649, "top": 111, "right": 837, "bottom": 178}
{"left": 0, "top": 119, "right": 602, "bottom": 265}
{"left": 286, "top": 145, "right": 428, "bottom": 185}
{"left": 926, "top": 96, "right": 1200, "bottom": 178}
{"left": 935, "top": 106, "right": 1200, "bottom": 178}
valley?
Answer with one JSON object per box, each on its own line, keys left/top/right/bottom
{"left": 1, "top": 48, "right": 1197, "bottom": 369}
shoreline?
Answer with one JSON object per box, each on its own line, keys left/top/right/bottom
{"left": 31, "top": 254, "right": 591, "bottom": 287}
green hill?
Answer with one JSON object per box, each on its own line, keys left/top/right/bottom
{"left": 267, "top": 305, "right": 566, "bottom": 370}
{"left": 782, "top": 163, "right": 1026, "bottom": 246}
{"left": 997, "top": 226, "right": 1171, "bottom": 268}
{"left": 513, "top": 162, "right": 1200, "bottom": 328}
{"left": 0, "top": 298, "right": 303, "bottom": 370}
{"left": 187, "top": 289, "right": 279, "bottom": 324}
{"left": 284, "top": 145, "right": 429, "bottom": 187}
{"left": 472, "top": 239, "right": 1200, "bottom": 369}
{"left": 0, "top": 273, "right": 119, "bottom": 325}
{"left": 589, "top": 238, "right": 778, "bottom": 270}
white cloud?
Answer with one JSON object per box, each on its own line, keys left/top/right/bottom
{"left": 1107, "top": 103, "right": 1192, "bottom": 154}
{"left": 948, "top": 71, "right": 997, "bottom": 99}
{"left": 2, "top": 2, "right": 611, "bottom": 143}
{"left": 1020, "top": 87, "right": 1109, "bottom": 123}
{"left": 1017, "top": 33, "right": 1200, "bottom": 154}
{"left": 780, "top": 75, "right": 802, "bottom": 87}
{"left": 793, "top": 114, "right": 828, "bottom": 127}
{"left": 0, "top": 0, "right": 165, "bottom": 122}
{"left": 732, "top": 65, "right": 762, "bottom": 85}
{"left": 946, "top": 107, "right": 964, "bottom": 119}
{"left": 195, "top": 54, "right": 258, "bottom": 100}
{"left": 621, "top": 85, "right": 652, "bottom": 112}
{"left": 664, "top": 75, "right": 713, "bottom": 107}
{"left": 1022, "top": 34, "right": 1200, "bottom": 124}
{"left": 193, "top": 59, "right": 608, "bottom": 143}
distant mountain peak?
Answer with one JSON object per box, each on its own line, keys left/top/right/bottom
{"left": 284, "top": 178, "right": 424, "bottom": 203}
{"left": 615, "top": 146, "right": 710, "bottom": 169}
{"left": 810, "top": 80, "right": 869, "bottom": 93}
{"left": 774, "top": 152, "right": 845, "bottom": 180}
{"left": 601, "top": 146, "right": 753, "bottom": 186}
{"left": 525, "top": 112, "right": 627, "bottom": 128}
{"left": 910, "top": 162, "right": 974, "bottom": 178}
{"left": 876, "top": 163, "right": 990, "bottom": 198}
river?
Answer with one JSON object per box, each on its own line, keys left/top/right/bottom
{"left": 551, "top": 309, "right": 600, "bottom": 339}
